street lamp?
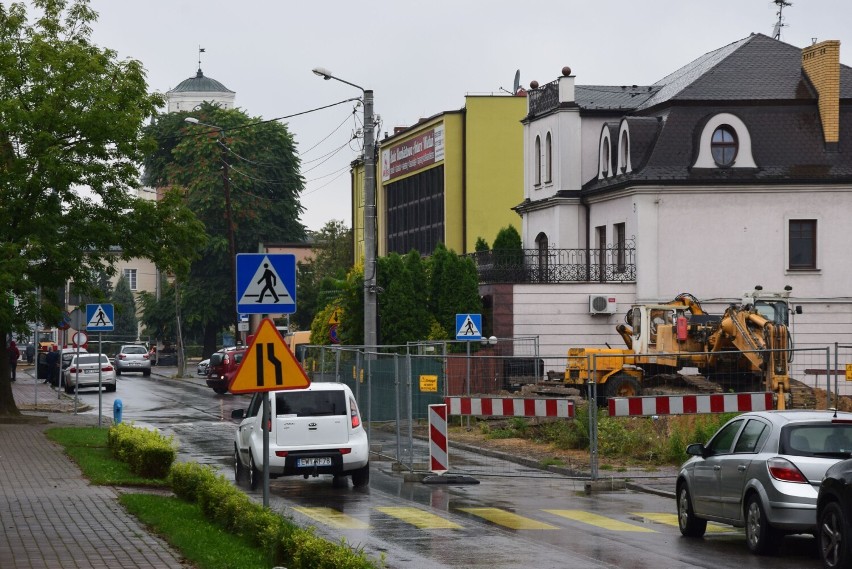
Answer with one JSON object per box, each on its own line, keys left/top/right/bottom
{"left": 312, "top": 67, "right": 377, "bottom": 352}
{"left": 184, "top": 117, "right": 240, "bottom": 344}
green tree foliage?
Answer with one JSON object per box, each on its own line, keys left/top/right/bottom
{"left": 492, "top": 225, "right": 523, "bottom": 265}
{"left": 294, "top": 220, "right": 352, "bottom": 330}
{"left": 138, "top": 275, "right": 175, "bottom": 343}
{"left": 0, "top": 0, "right": 199, "bottom": 415}
{"left": 474, "top": 237, "right": 490, "bottom": 252}
{"left": 336, "top": 264, "right": 364, "bottom": 346}
{"left": 376, "top": 252, "right": 430, "bottom": 347}
{"left": 143, "top": 103, "right": 306, "bottom": 357}
{"left": 111, "top": 276, "right": 138, "bottom": 341}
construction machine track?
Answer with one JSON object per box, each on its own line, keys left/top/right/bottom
{"left": 642, "top": 374, "right": 723, "bottom": 395}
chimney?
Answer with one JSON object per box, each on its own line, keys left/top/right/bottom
{"left": 802, "top": 40, "right": 841, "bottom": 147}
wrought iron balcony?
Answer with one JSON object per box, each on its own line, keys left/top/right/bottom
{"left": 527, "top": 80, "right": 559, "bottom": 118}
{"left": 468, "top": 242, "right": 636, "bottom": 285}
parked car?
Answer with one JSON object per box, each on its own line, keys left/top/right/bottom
{"left": 63, "top": 353, "right": 116, "bottom": 393}
{"left": 197, "top": 358, "right": 210, "bottom": 377}
{"left": 205, "top": 346, "right": 246, "bottom": 394}
{"left": 150, "top": 346, "right": 178, "bottom": 366}
{"left": 52, "top": 348, "right": 88, "bottom": 387}
{"left": 231, "top": 382, "right": 369, "bottom": 490}
{"left": 114, "top": 344, "right": 151, "bottom": 376}
{"left": 817, "top": 457, "right": 852, "bottom": 569}
{"left": 677, "top": 409, "right": 852, "bottom": 554}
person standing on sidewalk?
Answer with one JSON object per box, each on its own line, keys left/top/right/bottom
{"left": 7, "top": 341, "right": 19, "bottom": 381}
{"left": 45, "top": 345, "right": 59, "bottom": 385}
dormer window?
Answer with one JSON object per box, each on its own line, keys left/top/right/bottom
{"left": 602, "top": 142, "right": 610, "bottom": 177}
{"left": 711, "top": 125, "right": 738, "bottom": 166}
{"left": 619, "top": 133, "right": 629, "bottom": 173}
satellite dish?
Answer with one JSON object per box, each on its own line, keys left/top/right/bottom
{"left": 513, "top": 70, "right": 520, "bottom": 94}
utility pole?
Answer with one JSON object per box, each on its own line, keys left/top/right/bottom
{"left": 363, "top": 89, "right": 377, "bottom": 353}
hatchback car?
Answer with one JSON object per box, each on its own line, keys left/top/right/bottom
{"left": 816, "top": 457, "right": 852, "bottom": 569}
{"left": 677, "top": 409, "right": 852, "bottom": 554}
{"left": 114, "top": 344, "right": 151, "bottom": 376}
{"left": 231, "top": 382, "right": 369, "bottom": 490}
{"left": 197, "top": 359, "right": 210, "bottom": 377}
{"left": 206, "top": 346, "right": 246, "bottom": 394}
{"left": 63, "top": 353, "right": 116, "bottom": 393}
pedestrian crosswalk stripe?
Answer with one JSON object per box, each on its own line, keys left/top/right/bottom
{"left": 544, "top": 510, "right": 656, "bottom": 532}
{"left": 631, "top": 512, "right": 739, "bottom": 533}
{"left": 291, "top": 507, "right": 370, "bottom": 529}
{"left": 376, "top": 507, "right": 463, "bottom": 529}
{"left": 458, "top": 508, "right": 558, "bottom": 530}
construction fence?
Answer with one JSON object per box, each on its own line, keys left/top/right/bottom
{"left": 297, "top": 341, "right": 852, "bottom": 481}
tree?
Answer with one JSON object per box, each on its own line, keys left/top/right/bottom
{"left": 110, "top": 276, "right": 138, "bottom": 341}
{"left": 294, "top": 220, "right": 352, "bottom": 330}
{"left": 143, "top": 103, "right": 306, "bottom": 357}
{"left": 0, "top": 0, "right": 177, "bottom": 416}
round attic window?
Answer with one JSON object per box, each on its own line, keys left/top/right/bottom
{"left": 711, "top": 125, "right": 738, "bottom": 166}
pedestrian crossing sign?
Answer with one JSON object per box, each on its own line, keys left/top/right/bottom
{"left": 85, "top": 304, "right": 114, "bottom": 332}
{"left": 236, "top": 254, "right": 297, "bottom": 314}
{"left": 455, "top": 313, "right": 482, "bottom": 341}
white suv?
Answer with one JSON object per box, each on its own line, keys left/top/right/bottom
{"left": 114, "top": 344, "right": 152, "bottom": 376}
{"left": 231, "top": 382, "right": 369, "bottom": 489}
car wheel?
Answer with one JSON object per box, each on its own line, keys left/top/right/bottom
{"left": 213, "top": 387, "right": 228, "bottom": 395}
{"left": 819, "top": 501, "right": 852, "bottom": 569}
{"left": 233, "top": 445, "right": 243, "bottom": 482}
{"left": 248, "top": 453, "right": 260, "bottom": 491}
{"left": 106, "top": 383, "right": 116, "bottom": 392}
{"left": 143, "top": 369, "right": 151, "bottom": 377}
{"left": 64, "top": 381, "right": 74, "bottom": 394}
{"left": 677, "top": 484, "right": 706, "bottom": 537}
{"left": 746, "top": 494, "right": 782, "bottom": 554}
{"left": 115, "top": 369, "right": 122, "bottom": 376}
{"left": 351, "top": 463, "right": 370, "bottom": 488}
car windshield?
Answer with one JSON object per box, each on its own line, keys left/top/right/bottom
{"left": 76, "top": 355, "right": 108, "bottom": 365}
{"left": 275, "top": 391, "right": 347, "bottom": 417}
{"left": 123, "top": 346, "right": 147, "bottom": 355}
{"left": 209, "top": 353, "right": 224, "bottom": 366}
{"left": 781, "top": 423, "right": 852, "bottom": 456}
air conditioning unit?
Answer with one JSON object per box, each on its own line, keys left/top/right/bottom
{"left": 589, "top": 295, "right": 617, "bottom": 315}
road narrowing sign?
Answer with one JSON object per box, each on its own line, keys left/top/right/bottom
{"left": 228, "top": 318, "right": 310, "bottom": 393}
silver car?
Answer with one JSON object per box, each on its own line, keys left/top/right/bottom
{"left": 114, "top": 344, "right": 151, "bottom": 376}
{"left": 677, "top": 409, "right": 852, "bottom": 554}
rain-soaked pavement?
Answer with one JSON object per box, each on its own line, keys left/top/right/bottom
{"left": 67, "top": 371, "right": 822, "bottom": 569}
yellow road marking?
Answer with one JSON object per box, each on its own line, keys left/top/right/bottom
{"left": 458, "top": 508, "right": 559, "bottom": 530}
{"left": 544, "top": 510, "right": 656, "bottom": 532}
{"left": 632, "top": 512, "right": 740, "bottom": 533}
{"left": 291, "top": 507, "right": 370, "bottom": 529}
{"left": 376, "top": 507, "right": 463, "bottom": 529}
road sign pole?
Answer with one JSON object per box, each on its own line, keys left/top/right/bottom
{"left": 98, "top": 332, "right": 102, "bottom": 427}
{"left": 262, "top": 396, "right": 270, "bottom": 508}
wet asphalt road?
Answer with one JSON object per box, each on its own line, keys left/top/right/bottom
{"left": 67, "top": 371, "right": 823, "bottom": 569}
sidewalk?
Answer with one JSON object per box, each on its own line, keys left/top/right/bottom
{"left": 1, "top": 366, "right": 187, "bottom": 568}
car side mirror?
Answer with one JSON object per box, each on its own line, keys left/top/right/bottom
{"left": 686, "top": 443, "right": 706, "bottom": 457}
{"left": 231, "top": 409, "right": 245, "bottom": 420}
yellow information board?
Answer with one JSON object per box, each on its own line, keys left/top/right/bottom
{"left": 229, "top": 318, "right": 310, "bottom": 393}
{"left": 420, "top": 375, "right": 438, "bottom": 392}
{"left": 846, "top": 363, "right": 852, "bottom": 381}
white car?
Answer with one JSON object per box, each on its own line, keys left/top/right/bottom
{"left": 197, "top": 359, "right": 210, "bottom": 376}
{"left": 231, "top": 382, "right": 369, "bottom": 490}
{"left": 63, "top": 353, "right": 116, "bottom": 393}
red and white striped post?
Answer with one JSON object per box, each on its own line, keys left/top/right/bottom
{"left": 429, "top": 404, "right": 448, "bottom": 475}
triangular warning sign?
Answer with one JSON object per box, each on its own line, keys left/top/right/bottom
{"left": 87, "top": 305, "right": 113, "bottom": 328}
{"left": 237, "top": 255, "right": 294, "bottom": 306}
{"left": 229, "top": 318, "right": 310, "bottom": 393}
{"left": 457, "top": 315, "right": 480, "bottom": 337}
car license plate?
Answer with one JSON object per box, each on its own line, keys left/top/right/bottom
{"left": 297, "top": 457, "right": 332, "bottom": 467}
{"left": 85, "top": 369, "right": 99, "bottom": 374}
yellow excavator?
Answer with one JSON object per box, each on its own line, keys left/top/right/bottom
{"left": 566, "top": 293, "right": 791, "bottom": 408}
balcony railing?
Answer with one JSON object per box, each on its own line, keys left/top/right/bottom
{"left": 468, "top": 243, "right": 636, "bottom": 285}
{"left": 527, "top": 80, "right": 559, "bottom": 117}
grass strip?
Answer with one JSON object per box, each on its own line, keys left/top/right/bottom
{"left": 46, "top": 426, "right": 169, "bottom": 487}
{"left": 121, "top": 493, "right": 270, "bottom": 569}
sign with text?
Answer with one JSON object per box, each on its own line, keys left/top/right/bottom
{"left": 381, "top": 124, "right": 444, "bottom": 182}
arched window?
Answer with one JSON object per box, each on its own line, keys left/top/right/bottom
{"left": 534, "top": 135, "right": 541, "bottom": 186}
{"left": 620, "top": 133, "right": 629, "bottom": 173}
{"left": 601, "top": 140, "right": 610, "bottom": 177}
{"left": 711, "top": 125, "right": 738, "bottom": 166}
{"left": 535, "top": 232, "right": 549, "bottom": 282}
{"left": 544, "top": 132, "right": 552, "bottom": 183}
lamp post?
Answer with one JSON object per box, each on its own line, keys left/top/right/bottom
{"left": 312, "top": 67, "right": 377, "bottom": 352}
{"left": 184, "top": 117, "right": 240, "bottom": 344}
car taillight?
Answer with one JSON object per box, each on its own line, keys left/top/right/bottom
{"left": 224, "top": 355, "right": 231, "bottom": 364}
{"left": 143, "top": 354, "right": 150, "bottom": 360}
{"left": 275, "top": 451, "right": 288, "bottom": 457}
{"left": 119, "top": 354, "right": 127, "bottom": 360}
{"left": 339, "top": 448, "right": 352, "bottom": 455}
{"left": 69, "top": 367, "right": 77, "bottom": 374}
{"left": 767, "top": 457, "right": 808, "bottom": 483}
{"left": 350, "top": 397, "right": 361, "bottom": 428}
{"left": 102, "top": 365, "right": 114, "bottom": 372}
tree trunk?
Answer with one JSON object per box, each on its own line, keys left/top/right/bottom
{"left": 202, "top": 322, "right": 218, "bottom": 360}
{"left": 0, "top": 332, "right": 21, "bottom": 416}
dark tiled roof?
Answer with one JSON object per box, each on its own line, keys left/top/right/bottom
{"left": 575, "top": 85, "right": 660, "bottom": 111}
{"left": 168, "top": 69, "right": 234, "bottom": 94}
{"left": 636, "top": 34, "right": 844, "bottom": 110}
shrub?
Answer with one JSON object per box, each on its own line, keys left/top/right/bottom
{"left": 107, "top": 423, "right": 176, "bottom": 478}
{"left": 169, "top": 462, "right": 220, "bottom": 502}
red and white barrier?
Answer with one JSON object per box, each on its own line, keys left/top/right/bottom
{"left": 428, "top": 404, "right": 449, "bottom": 474}
{"left": 608, "top": 392, "right": 774, "bottom": 417}
{"left": 445, "top": 397, "right": 574, "bottom": 419}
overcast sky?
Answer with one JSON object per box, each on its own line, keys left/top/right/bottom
{"left": 83, "top": 0, "right": 852, "bottom": 232}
